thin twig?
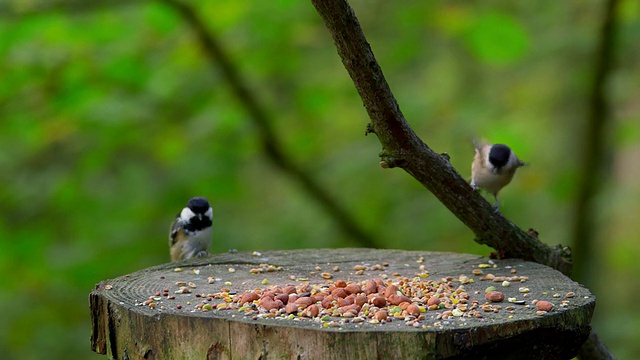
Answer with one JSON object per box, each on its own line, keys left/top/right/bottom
{"left": 162, "top": 0, "right": 377, "bottom": 247}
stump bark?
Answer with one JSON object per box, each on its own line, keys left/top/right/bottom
{"left": 90, "top": 249, "right": 594, "bottom": 359}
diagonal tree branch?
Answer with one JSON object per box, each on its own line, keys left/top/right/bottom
{"left": 161, "top": 0, "right": 377, "bottom": 248}
{"left": 311, "top": 0, "right": 572, "bottom": 275}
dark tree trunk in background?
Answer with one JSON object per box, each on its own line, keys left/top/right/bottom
{"left": 574, "top": 0, "right": 619, "bottom": 359}
{"left": 571, "top": 0, "right": 618, "bottom": 286}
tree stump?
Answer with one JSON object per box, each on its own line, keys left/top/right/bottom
{"left": 90, "top": 249, "right": 594, "bottom": 359}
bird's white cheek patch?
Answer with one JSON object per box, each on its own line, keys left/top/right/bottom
{"left": 180, "top": 207, "right": 196, "bottom": 221}
{"left": 205, "top": 207, "right": 213, "bottom": 220}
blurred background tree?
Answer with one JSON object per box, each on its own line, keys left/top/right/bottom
{"left": 0, "top": 0, "right": 638, "bottom": 359}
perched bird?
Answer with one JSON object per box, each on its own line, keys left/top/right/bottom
{"left": 169, "top": 197, "right": 213, "bottom": 261}
{"left": 471, "top": 141, "right": 524, "bottom": 211}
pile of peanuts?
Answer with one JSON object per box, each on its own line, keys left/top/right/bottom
{"left": 223, "top": 276, "right": 492, "bottom": 325}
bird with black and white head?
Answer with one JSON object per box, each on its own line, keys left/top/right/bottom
{"left": 169, "top": 197, "right": 213, "bottom": 261}
{"left": 471, "top": 141, "right": 525, "bottom": 211}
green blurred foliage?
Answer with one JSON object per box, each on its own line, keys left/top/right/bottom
{"left": 0, "top": 0, "right": 639, "bottom": 359}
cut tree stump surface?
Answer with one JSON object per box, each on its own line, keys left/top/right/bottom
{"left": 90, "top": 248, "right": 594, "bottom": 360}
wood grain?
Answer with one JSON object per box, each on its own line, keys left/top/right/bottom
{"left": 90, "top": 249, "right": 594, "bottom": 359}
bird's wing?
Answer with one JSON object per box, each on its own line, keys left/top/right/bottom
{"left": 169, "top": 218, "right": 181, "bottom": 246}
{"left": 473, "top": 139, "right": 489, "bottom": 152}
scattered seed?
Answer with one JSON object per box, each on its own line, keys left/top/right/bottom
{"left": 240, "top": 292, "right": 260, "bottom": 305}
{"left": 485, "top": 286, "right": 496, "bottom": 293}
{"left": 536, "top": 301, "right": 553, "bottom": 312}
{"left": 374, "top": 310, "right": 388, "bottom": 321}
{"left": 145, "top": 262, "right": 550, "bottom": 327}
{"left": 485, "top": 291, "right": 505, "bottom": 302}
{"left": 427, "top": 297, "right": 441, "bottom": 307}
{"left": 406, "top": 304, "right": 421, "bottom": 316}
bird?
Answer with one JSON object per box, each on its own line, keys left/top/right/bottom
{"left": 169, "top": 197, "right": 213, "bottom": 261}
{"left": 471, "top": 141, "right": 524, "bottom": 211}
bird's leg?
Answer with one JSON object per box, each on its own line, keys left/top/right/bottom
{"left": 470, "top": 180, "right": 478, "bottom": 191}
{"left": 492, "top": 195, "right": 500, "bottom": 214}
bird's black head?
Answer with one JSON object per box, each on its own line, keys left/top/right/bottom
{"left": 488, "top": 144, "right": 512, "bottom": 169}
{"left": 187, "top": 197, "right": 210, "bottom": 214}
